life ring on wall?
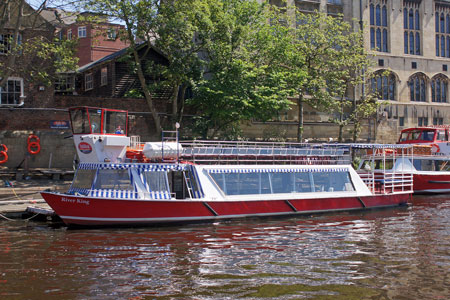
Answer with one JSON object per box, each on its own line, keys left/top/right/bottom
{"left": 27, "top": 135, "right": 40, "bottom": 144}
{"left": 28, "top": 142, "right": 41, "bottom": 155}
{"left": 0, "top": 151, "right": 7, "bottom": 164}
{"left": 431, "top": 143, "right": 440, "bottom": 153}
{"left": 0, "top": 144, "right": 7, "bottom": 153}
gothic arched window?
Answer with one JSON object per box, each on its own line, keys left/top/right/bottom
{"left": 409, "top": 73, "right": 427, "bottom": 102}
{"left": 431, "top": 75, "right": 448, "bottom": 103}
{"left": 371, "top": 71, "right": 396, "bottom": 101}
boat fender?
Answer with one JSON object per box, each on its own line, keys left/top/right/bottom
{"left": 0, "top": 151, "right": 7, "bottom": 164}
{"left": 431, "top": 143, "right": 440, "bottom": 153}
{"left": 28, "top": 142, "right": 41, "bottom": 155}
{"left": 27, "top": 134, "right": 40, "bottom": 144}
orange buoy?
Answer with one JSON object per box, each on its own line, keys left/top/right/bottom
{"left": 27, "top": 134, "right": 40, "bottom": 145}
{"left": 0, "top": 151, "right": 7, "bottom": 164}
{"left": 28, "top": 142, "right": 41, "bottom": 155}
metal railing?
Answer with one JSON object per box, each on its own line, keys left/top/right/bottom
{"left": 179, "top": 140, "right": 351, "bottom": 165}
{"left": 358, "top": 171, "right": 413, "bottom": 194}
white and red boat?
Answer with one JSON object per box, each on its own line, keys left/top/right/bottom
{"left": 40, "top": 107, "right": 413, "bottom": 227}
{"left": 393, "top": 126, "right": 450, "bottom": 193}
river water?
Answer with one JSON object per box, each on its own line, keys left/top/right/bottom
{"left": 0, "top": 195, "right": 449, "bottom": 300}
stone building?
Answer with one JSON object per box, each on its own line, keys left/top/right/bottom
{"left": 249, "top": 0, "right": 450, "bottom": 143}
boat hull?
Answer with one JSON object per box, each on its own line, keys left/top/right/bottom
{"left": 41, "top": 192, "right": 411, "bottom": 227}
{"left": 413, "top": 173, "right": 450, "bottom": 193}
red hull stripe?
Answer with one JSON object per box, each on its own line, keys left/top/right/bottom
{"left": 41, "top": 192, "right": 410, "bottom": 226}
{"left": 414, "top": 174, "right": 450, "bottom": 193}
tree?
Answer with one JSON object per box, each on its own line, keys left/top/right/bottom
{"left": 325, "top": 25, "right": 381, "bottom": 142}
{"left": 271, "top": 10, "right": 372, "bottom": 142}
{"left": 0, "top": 0, "right": 77, "bottom": 91}
{"left": 188, "top": 0, "right": 294, "bottom": 139}
{"left": 80, "top": 0, "right": 213, "bottom": 136}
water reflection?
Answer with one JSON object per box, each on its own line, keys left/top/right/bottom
{"left": 0, "top": 196, "right": 449, "bottom": 299}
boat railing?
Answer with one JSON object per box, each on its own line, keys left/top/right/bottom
{"left": 179, "top": 140, "right": 351, "bottom": 165}
{"left": 358, "top": 171, "right": 413, "bottom": 194}
{"left": 353, "top": 144, "right": 415, "bottom": 194}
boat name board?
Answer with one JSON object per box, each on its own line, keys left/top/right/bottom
{"left": 61, "top": 197, "right": 90, "bottom": 206}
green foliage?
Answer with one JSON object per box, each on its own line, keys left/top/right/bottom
{"left": 0, "top": 0, "right": 78, "bottom": 88}
{"left": 188, "top": 0, "right": 294, "bottom": 138}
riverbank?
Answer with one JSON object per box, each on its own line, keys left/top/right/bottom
{"left": 0, "top": 178, "right": 70, "bottom": 221}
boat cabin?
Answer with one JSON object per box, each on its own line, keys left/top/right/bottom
{"left": 69, "top": 107, "right": 131, "bottom": 163}
{"left": 68, "top": 162, "right": 368, "bottom": 201}
{"left": 397, "top": 126, "right": 450, "bottom": 155}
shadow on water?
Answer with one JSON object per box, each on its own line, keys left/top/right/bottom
{"left": 0, "top": 196, "right": 449, "bottom": 299}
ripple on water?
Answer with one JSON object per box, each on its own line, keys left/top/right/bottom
{"left": 0, "top": 196, "right": 449, "bottom": 299}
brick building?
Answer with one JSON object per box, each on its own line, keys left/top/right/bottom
{"left": 41, "top": 9, "right": 129, "bottom": 67}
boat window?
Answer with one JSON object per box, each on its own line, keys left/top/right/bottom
{"left": 93, "top": 169, "right": 133, "bottom": 190}
{"left": 271, "top": 173, "right": 294, "bottom": 193}
{"left": 420, "top": 130, "right": 435, "bottom": 141}
{"left": 70, "top": 108, "right": 90, "bottom": 134}
{"left": 88, "top": 108, "right": 102, "bottom": 133}
{"left": 417, "top": 159, "right": 450, "bottom": 171}
{"left": 313, "top": 172, "right": 354, "bottom": 192}
{"left": 410, "top": 130, "right": 421, "bottom": 140}
{"left": 142, "top": 171, "right": 169, "bottom": 192}
{"left": 70, "top": 169, "right": 96, "bottom": 192}
{"left": 399, "top": 132, "right": 408, "bottom": 142}
{"left": 413, "top": 159, "right": 422, "bottom": 171}
{"left": 209, "top": 170, "right": 353, "bottom": 196}
{"left": 436, "top": 130, "right": 447, "bottom": 141}
{"left": 374, "top": 159, "right": 394, "bottom": 170}
{"left": 103, "top": 110, "right": 127, "bottom": 135}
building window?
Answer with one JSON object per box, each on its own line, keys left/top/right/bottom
{"left": 0, "top": 78, "right": 24, "bottom": 105}
{"left": 55, "top": 74, "right": 75, "bottom": 94}
{"left": 408, "top": 73, "right": 427, "bottom": 102}
{"left": 431, "top": 75, "right": 448, "bottom": 103}
{"left": 399, "top": 117, "right": 405, "bottom": 127}
{"left": 433, "top": 117, "right": 444, "bottom": 125}
{"left": 107, "top": 28, "right": 117, "bottom": 40}
{"left": 436, "top": 8, "right": 450, "bottom": 58}
{"left": 418, "top": 117, "right": 428, "bottom": 126}
{"left": 101, "top": 67, "right": 108, "bottom": 86}
{"left": 370, "top": 1, "right": 389, "bottom": 53}
{"left": 0, "top": 33, "right": 21, "bottom": 54}
{"left": 370, "top": 70, "right": 396, "bottom": 101}
{"left": 78, "top": 26, "right": 87, "bottom": 38}
{"left": 327, "top": 0, "right": 342, "bottom": 4}
{"left": 85, "top": 73, "right": 93, "bottom": 91}
{"left": 67, "top": 29, "right": 72, "bottom": 40}
{"left": 404, "top": 2, "right": 421, "bottom": 55}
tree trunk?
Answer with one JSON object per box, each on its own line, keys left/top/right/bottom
{"left": 338, "top": 100, "right": 344, "bottom": 142}
{"left": 177, "top": 85, "right": 187, "bottom": 124}
{"left": 353, "top": 121, "right": 360, "bottom": 142}
{"left": 297, "top": 93, "right": 304, "bottom": 142}
{"left": 338, "top": 124, "right": 343, "bottom": 143}
{"left": 131, "top": 47, "right": 162, "bottom": 137}
{"left": 171, "top": 83, "right": 179, "bottom": 127}
{"left": 123, "top": 15, "right": 161, "bottom": 137}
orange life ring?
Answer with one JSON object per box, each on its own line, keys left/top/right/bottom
{"left": 0, "top": 151, "right": 7, "bottom": 164}
{"left": 27, "top": 134, "right": 40, "bottom": 144}
{"left": 431, "top": 143, "right": 440, "bottom": 153}
{"left": 0, "top": 144, "right": 7, "bottom": 152}
{"left": 28, "top": 142, "right": 41, "bottom": 155}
